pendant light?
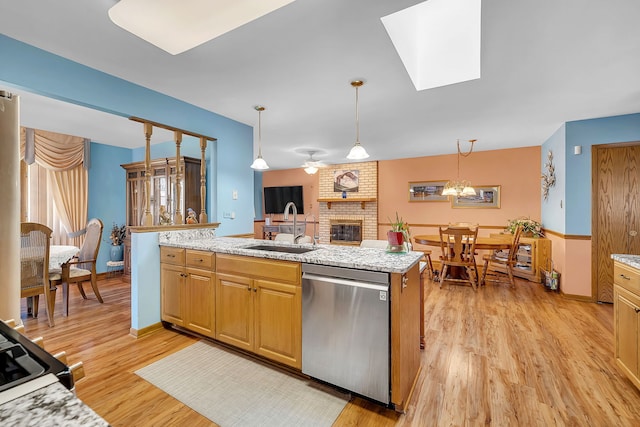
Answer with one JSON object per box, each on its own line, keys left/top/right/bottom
{"left": 442, "top": 139, "right": 476, "bottom": 196}
{"left": 250, "top": 105, "right": 269, "bottom": 170}
{"left": 346, "top": 80, "right": 370, "bottom": 160}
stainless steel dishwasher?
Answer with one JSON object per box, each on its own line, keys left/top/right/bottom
{"left": 301, "top": 263, "right": 390, "bottom": 404}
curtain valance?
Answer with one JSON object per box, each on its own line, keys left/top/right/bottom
{"left": 20, "top": 127, "right": 87, "bottom": 171}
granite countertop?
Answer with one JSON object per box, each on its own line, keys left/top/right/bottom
{"left": 612, "top": 254, "right": 640, "bottom": 270}
{"left": 159, "top": 233, "right": 423, "bottom": 274}
{"left": 0, "top": 381, "right": 109, "bottom": 427}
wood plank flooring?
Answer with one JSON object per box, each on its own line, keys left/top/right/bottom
{"left": 18, "top": 275, "right": 640, "bottom": 426}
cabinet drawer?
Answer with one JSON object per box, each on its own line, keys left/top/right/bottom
{"left": 160, "top": 246, "right": 185, "bottom": 265}
{"left": 186, "top": 250, "right": 215, "bottom": 270}
{"left": 216, "top": 254, "right": 301, "bottom": 285}
{"left": 614, "top": 262, "right": 640, "bottom": 295}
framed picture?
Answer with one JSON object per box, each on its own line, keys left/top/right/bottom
{"left": 451, "top": 185, "right": 501, "bottom": 209}
{"left": 334, "top": 170, "right": 359, "bottom": 192}
{"left": 408, "top": 181, "right": 449, "bottom": 202}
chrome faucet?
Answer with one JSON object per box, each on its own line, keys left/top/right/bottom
{"left": 283, "top": 201, "right": 303, "bottom": 243}
{"left": 305, "top": 213, "right": 318, "bottom": 246}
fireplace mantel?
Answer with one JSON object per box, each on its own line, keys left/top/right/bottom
{"left": 318, "top": 197, "right": 377, "bottom": 209}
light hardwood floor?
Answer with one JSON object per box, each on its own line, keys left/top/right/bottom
{"left": 18, "top": 275, "right": 640, "bottom": 426}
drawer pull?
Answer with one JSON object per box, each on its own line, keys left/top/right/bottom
{"left": 167, "top": 254, "right": 176, "bottom": 258}
{"left": 247, "top": 286, "right": 252, "bottom": 291}
{"left": 196, "top": 259, "right": 204, "bottom": 262}
{"left": 620, "top": 274, "right": 631, "bottom": 280}
{"left": 636, "top": 308, "right": 640, "bottom": 314}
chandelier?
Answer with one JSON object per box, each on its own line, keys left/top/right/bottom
{"left": 442, "top": 139, "right": 476, "bottom": 196}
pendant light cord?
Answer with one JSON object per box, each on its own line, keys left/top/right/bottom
{"left": 355, "top": 84, "right": 360, "bottom": 143}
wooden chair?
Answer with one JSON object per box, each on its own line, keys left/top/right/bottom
{"left": 359, "top": 239, "right": 389, "bottom": 249}
{"left": 481, "top": 225, "right": 523, "bottom": 287}
{"left": 50, "top": 218, "right": 104, "bottom": 315}
{"left": 438, "top": 225, "right": 479, "bottom": 290}
{"left": 20, "top": 222, "right": 57, "bottom": 327}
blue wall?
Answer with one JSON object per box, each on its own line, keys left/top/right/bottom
{"left": 88, "top": 142, "right": 132, "bottom": 272}
{"left": 0, "top": 34, "right": 255, "bottom": 239}
{"left": 542, "top": 113, "right": 640, "bottom": 235}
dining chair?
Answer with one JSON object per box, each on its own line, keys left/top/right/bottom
{"left": 49, "top": 218, "right": 104, "bottom": 315}
{"left": 438, "top": 225, "right": 479, "bottom": 290}
{"left": 481, "top": 225, "right": 524, "bottom": 287}
{"left": 20, "top": 222, "right": 57, "bottom": 327}
{"left": 274, "top": 233, "right": 312, "bottom": 243}
{"left": 359, "top": 240, "right": 389, "bottom": 249}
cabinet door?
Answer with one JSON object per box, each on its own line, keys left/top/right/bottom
{"left": 160, "top": 263, "right": 185, "bottom": 326}
{"left": 185, "top": 268, "right": 215, "bottom": 338}
{"left": 215, "top": 273, "right": 253, "bottom": 351}
{"left": 615, "top": 286, "right": 640, "bottom": 383}
{"left": 254, "top": 279, "right": 302, "bottom": 369}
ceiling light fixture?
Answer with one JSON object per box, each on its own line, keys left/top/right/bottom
{"left": 346, "top": 80, "right": 370, "bottom": 160}
{"left": 108, "top": 0, "right": 297, "bottom": 55}
{"left": 250, "top": 106, "right": 269, "bottom": 170}
{"left": 303, "top": 151, "right": 323, "bottom": 175}
{"left": 442, "top": 139, "right": 477, "bottom": 196}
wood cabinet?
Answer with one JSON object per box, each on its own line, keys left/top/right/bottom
{"left": 122, "top": 157, "right": 201, "bottom": 281}
{"left": 614, "top": 261, "right": 640, "bottom": 389}
{"left": 489, "top": 234, "right": 551, "bottom": 282}
{"left": 390, "top": 264, "right": 422, "bottom": 412}
{"left": 121, "top": 156, "right": 201, "bottom": 227}
{"left": 160, "top": 246, "right": 215, "bottom": 338}
{"left": 215, "top": 254, "right": 302, "bottom": 369}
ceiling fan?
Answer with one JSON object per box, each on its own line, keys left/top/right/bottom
{"left": 302, "top": 151, "right": 326, "bottom": 175}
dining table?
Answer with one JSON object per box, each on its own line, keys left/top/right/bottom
{"left": 413, "top": 234, "right": 513, "bottom": 251}
{"left": 49, "top": 245, "right": 80, "bottom": 271}
{"left": 413, "top": 234, "right": 513, "bottom": 284}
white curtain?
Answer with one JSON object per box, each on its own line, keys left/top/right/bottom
{"left": 20, "top": 127, "right": 89, "bottom": 245}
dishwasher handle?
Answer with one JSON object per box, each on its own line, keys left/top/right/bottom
{"left": 302, "top": 272, "right": 389, "bottom": 292}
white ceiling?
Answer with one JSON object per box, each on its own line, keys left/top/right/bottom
{"left": 2, "top": 0, "right": 640, "bottom": 170}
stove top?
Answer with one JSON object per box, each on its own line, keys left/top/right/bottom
{"left": 0, "top": 321, "right": 73, "bottom": 394}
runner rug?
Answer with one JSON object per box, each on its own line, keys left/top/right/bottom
{"left": 135, "top": 341, "right": 349, "bottom": 427}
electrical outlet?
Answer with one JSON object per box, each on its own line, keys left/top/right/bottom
{"left": 223, "top": 211, "right": 232, "bottom": 218}
{"left": 232, "top": 190, "right": 238, "bottom": 200}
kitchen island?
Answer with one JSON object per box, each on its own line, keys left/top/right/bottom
{"left": 158, "top": 231, "right": 423, "bottom": 412}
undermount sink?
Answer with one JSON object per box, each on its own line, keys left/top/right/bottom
{"left": 245, "top": 244, "right": 316, "bottom": 254}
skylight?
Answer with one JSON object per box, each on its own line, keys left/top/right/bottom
{"left": 381, "top": 0, "right": 481, "bottom": 91}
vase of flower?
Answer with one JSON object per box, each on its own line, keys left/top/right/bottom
{"left": 108, "top": 222, "right": 127, "bottom": 261}
{"left": 110, "top": 244, "right": 124, "bottom": 262}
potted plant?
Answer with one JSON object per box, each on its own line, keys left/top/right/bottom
{"left": 388, "top": 212, "right": 410, "bottom": 248}
{"left": 506, "top": 217, "right": 543, "bottom": 238}
{"left": 109, "top": 223, "right": 127, "bottom": 261}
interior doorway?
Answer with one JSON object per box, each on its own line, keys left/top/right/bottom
{"left": 592, "top": 142, "right": 640, "bottom": 303}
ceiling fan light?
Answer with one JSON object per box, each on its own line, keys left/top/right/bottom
{"left": 347, "top": 143, "right": 370, "bottom": 160}
{"left": 304, "top": 166, "right": 318, "bottom": 175}
{"left": 250, "top": 155, "right": 269, "bottom": 170}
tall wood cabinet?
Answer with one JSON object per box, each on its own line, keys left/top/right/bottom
{"left": 121, "top": 156, "right": 201, "bottom": 279}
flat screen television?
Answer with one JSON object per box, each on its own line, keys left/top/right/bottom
{"left": 264, "top": 185, "right": 304, "bottom": 214}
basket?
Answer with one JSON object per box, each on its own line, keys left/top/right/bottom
{"left": 541, "top": 262, "right": 560, "bottom": 292}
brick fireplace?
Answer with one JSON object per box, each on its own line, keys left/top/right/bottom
{"left": 318, "top": 161, "right": 378, "bottom": 244}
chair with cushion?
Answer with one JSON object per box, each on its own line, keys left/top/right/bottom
{"left": 20, "top": 222, "right": 57, "bottom": 327}
{"left": 481, "top": 225, "right": 523, "bottom": 287}
{"left": 50, "top": 218, "right": 104, "bottom": 315}
{"left": 359, "top": 239, "right": 389, "bottom": 249}
{"left": 274, "top": 233, "right": 312, "bottom": 243}
{"left": 438, "top": 225, "right": 479, "bottom": 290}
